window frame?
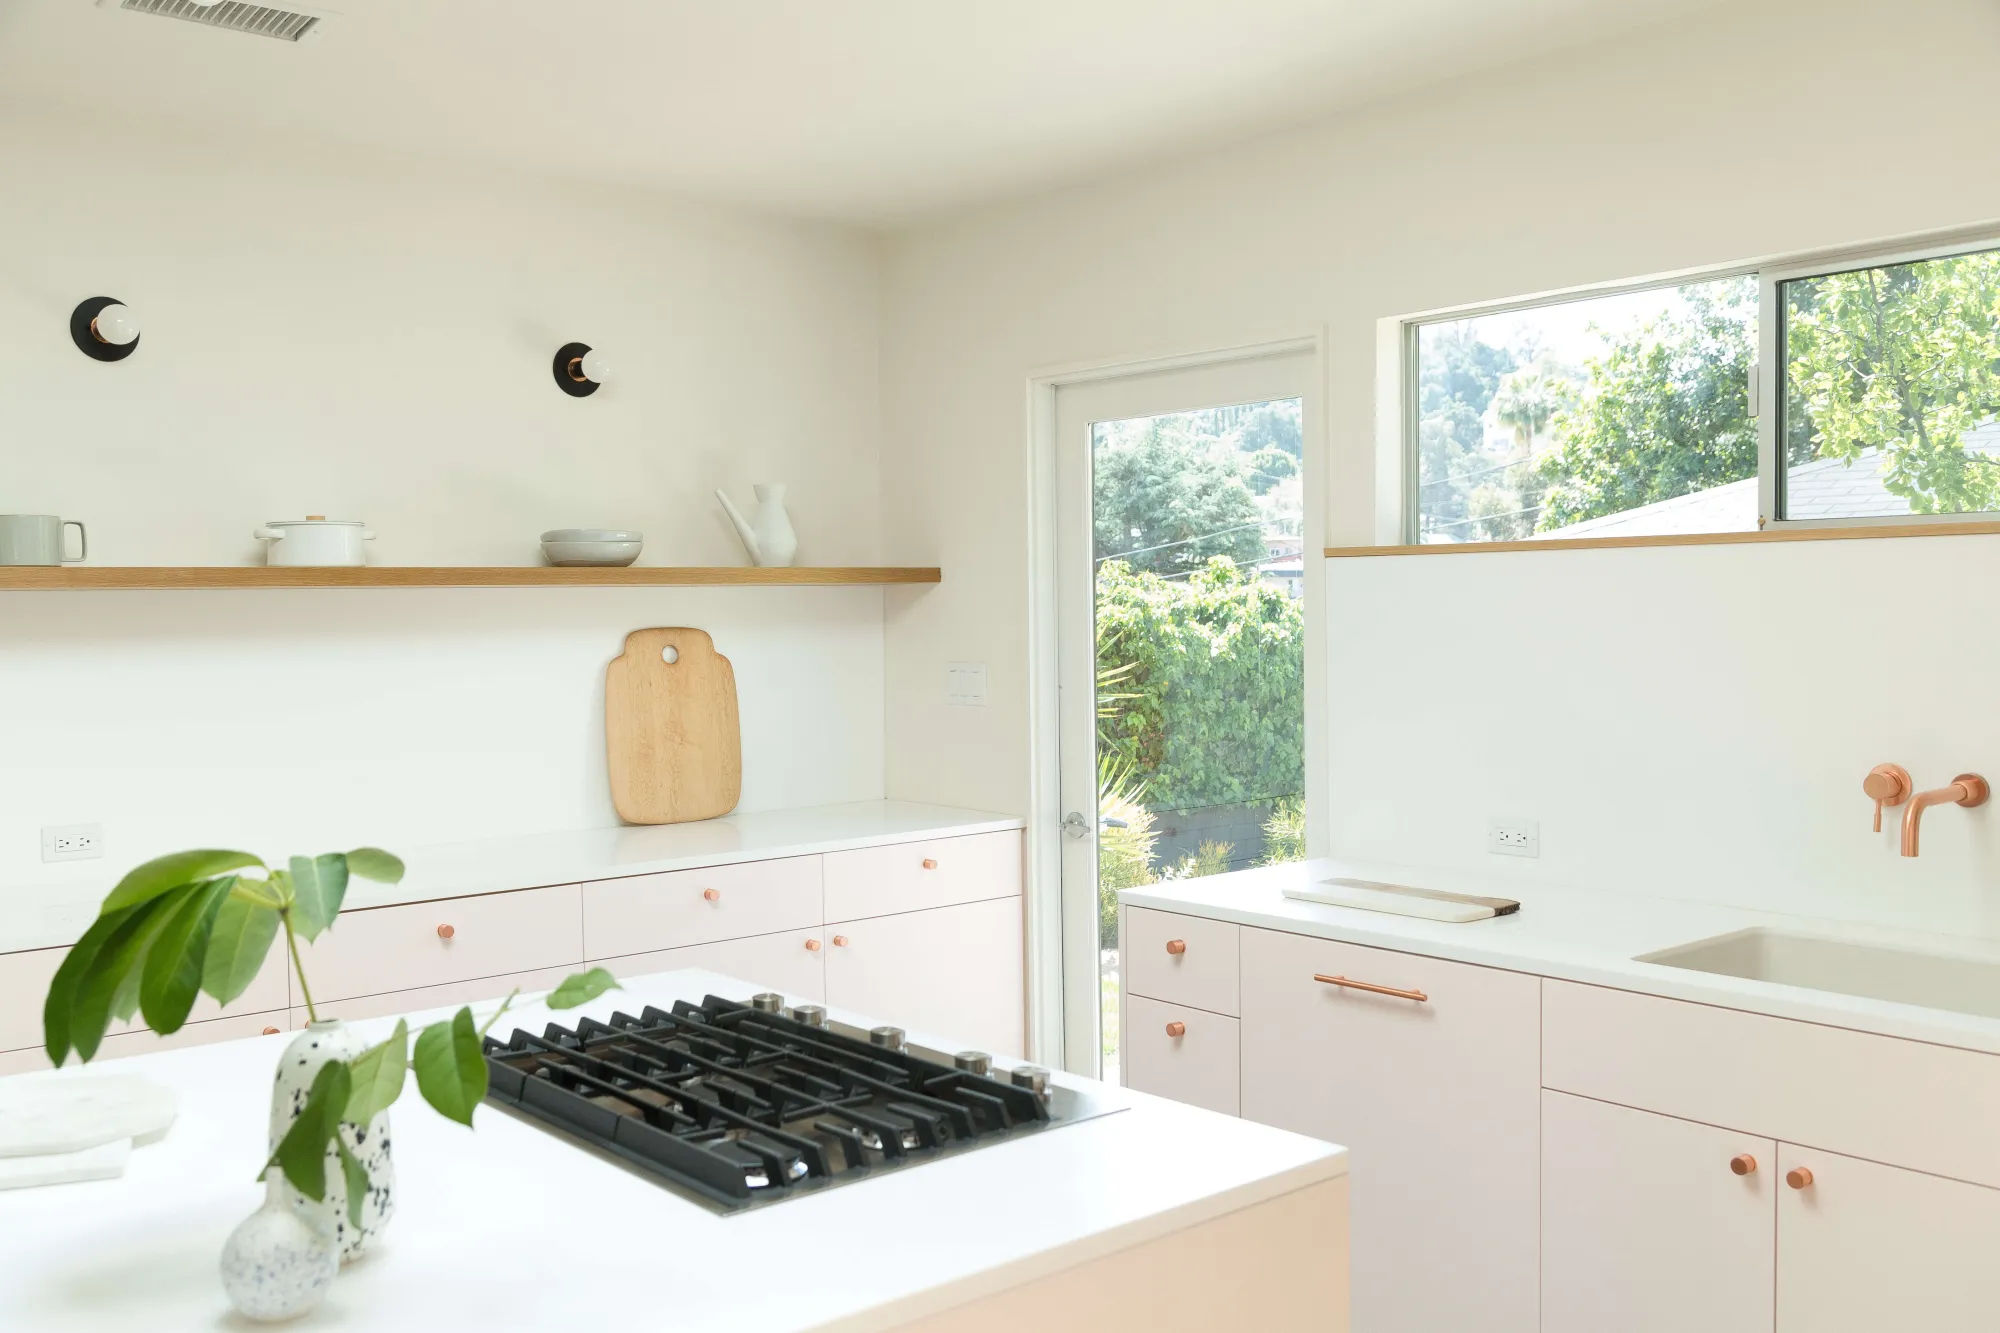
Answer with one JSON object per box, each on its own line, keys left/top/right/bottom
{"left": 1400, "top": 226, "right": 2000, "bottom": 544}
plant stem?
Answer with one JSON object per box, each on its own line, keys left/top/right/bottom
{"left": 477, "top": 988, "right": 522, "bottom": 1039}
{"left": 282, "top": 910, "right": 319, "bottom": 1024}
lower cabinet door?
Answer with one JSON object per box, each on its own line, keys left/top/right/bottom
{"left": 1542, "top": 1091, "right": 1774, "bottom": 1333}
{"left": 595, "top": 928, "right": 828, "bottom": 1005}
{"left": 1123, "top": 995, "right": 1239, "bottom": 1116}
{"left": 825, "top": 897, "right": 1024, "bottom": 1058}
{"left": 1239, "top": 929, "right": 1540, "bottom": 1333}
{"left": 1777, "top": 1143, "right": 2000, "bottom": 1332}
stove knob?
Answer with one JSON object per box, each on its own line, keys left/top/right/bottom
{"left": 869, "top": 1025, "right": 906, "bottom": 1052}
{"left": 1010, "top": 1065, "right": 1051, "bottom": 1099}
{"left": 954, "top": 1051, "right": 992, "bottom": 1076}
{"left": 792, "top": 1004, "right": 827, "bottom": 1028}
{"left": 750, "top": 992, "right": 785, "bottom": 1014}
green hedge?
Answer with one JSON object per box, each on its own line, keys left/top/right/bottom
{"left": 1094, "top": 558, "right": 1304, "bottom": 812}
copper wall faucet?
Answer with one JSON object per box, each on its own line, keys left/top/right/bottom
{"left": 1865, "top": 764, "right": 1988, "bottom": 856}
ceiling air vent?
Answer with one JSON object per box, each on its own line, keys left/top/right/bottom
{"left": 108, "top": 0, "right": 332, "bottom": 43}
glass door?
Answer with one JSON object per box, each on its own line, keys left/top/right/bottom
{"left": 1053, "top": 351, "right": 1314, "bottom": 1080}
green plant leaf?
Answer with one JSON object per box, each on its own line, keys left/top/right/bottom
{"left": 544, "top": 967, "right": 618, "bottom": 1010}
{"left": 345, "top": 847, "right": 405, "bottom": 884}
{"left": 265, "top": 1060, "right": 351, "bottom": 1202}
{"left": 201, "top": 892, "right": 282, "bottom": 1007}
{"left": 138, "top": 877, "right": 233, "bottom": 1034}
{"left": 334, "top": 1138, "right": 368, "bottom": 1231}
{"left": 413, "top": 1008, "right": 486, "bottom": 1127}
{"left": 344, "top": 1020, "right": 408, "bottom": 1124}
{"left": 70, "top": 892, "right": 181, "bottom": 1063}
{"left": 287, "top": 854, "right": 350, "bottom": 942}
{"left": 42, "top": 906, "right": 138, "bottom": 1066}
{"left": 101, "top": 850, "right": 263, "bottom": 914}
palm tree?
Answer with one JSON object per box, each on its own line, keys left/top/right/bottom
{"left": 1491, "top": 372, "right": 1560, "bottom": 458}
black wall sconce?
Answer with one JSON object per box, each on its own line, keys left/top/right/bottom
{"left": 71, "top": 296, "right": 141, "bottom": 362}
{"left": 553, "top": 341, "right": 611, "bottom": 397}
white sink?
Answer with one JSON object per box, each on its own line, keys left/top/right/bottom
{"left": 1638, "top": 928, "right": 2000, "bottom": 1020}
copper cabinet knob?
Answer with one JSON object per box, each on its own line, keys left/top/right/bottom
{"left": 804, "top": 938, "right": 822, "bottom": 952}
{"left": 1165, "top": 1021, "right": 1186, "bottom": 1037}
{"left": 262, "top": 1026, "right": 281, "bottom": 1035}
{"left": 702, "top": 888, "right": 721, "bottom": 903}
{"left": 1165, "top": 939, "right": 1187, "bottom": 955}
{"left": 1787, "top": 1166, "right": 1815, "bottom": 1190}
{"left": 1730, "top": 1154, "right": 1758, "bottom": 1176}
{"left": 436, "top": 923, "right": 455, "bottom": 940}
{"left": 832, "top": 934, "right": 849, "bottom": 947}
{"left": 921, "top": 858, "right": 939, "bottom": 870}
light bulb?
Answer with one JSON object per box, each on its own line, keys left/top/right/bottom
{"left": 579, "top": 349, "right": 612, "bottom": 385}
{"left": 92, "top": 303, "right": 140, "bottom": 346}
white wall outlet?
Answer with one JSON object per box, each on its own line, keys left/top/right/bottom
{"left": 42, "top": 823, "right": 103, "bottom": 863}
{"left": 1487, "top": 818, "right": 1539, "bottom": 859}
{"left": 945, "top": 661, "right": 989, "bottom": 707}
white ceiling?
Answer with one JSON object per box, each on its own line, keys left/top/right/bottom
{"left": 0, "top": 0, "right": 1722, "bottom": 226}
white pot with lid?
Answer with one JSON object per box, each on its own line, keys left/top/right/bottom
{"left": 253, "top": 516, "right": 376, "bottom": 567}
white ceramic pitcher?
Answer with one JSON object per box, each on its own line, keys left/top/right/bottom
{"left": 715, "top": 484, "right": 798, "bottom": 567}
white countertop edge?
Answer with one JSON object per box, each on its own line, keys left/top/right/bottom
{"left": 1123, "top": 861, "right": 2000, "bottom": 1059}
{"left": 1, "top": 800, "right": 1025, "bottom": 956}
{"left": 811, "top": 1162, "right": 1348, "bottom": 1332}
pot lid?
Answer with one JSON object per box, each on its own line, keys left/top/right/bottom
{"left": 263, "top": 516, "right": 366, "bottom": 526}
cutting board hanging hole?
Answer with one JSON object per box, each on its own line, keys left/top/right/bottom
{"left": 661, "top": 645, "right": 680, "bottom": 664}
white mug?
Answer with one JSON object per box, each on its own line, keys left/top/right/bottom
{"left": 0, "top": 515, "right": 86, "bottom": 566}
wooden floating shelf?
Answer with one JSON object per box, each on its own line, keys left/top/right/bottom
{"left": 0, "top": 566, "right": 941, "bottom": 590}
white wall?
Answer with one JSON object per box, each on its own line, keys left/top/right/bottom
{"left": 879, "top": 0, "right": 2000, "bottom": 934}
{"left": 0, "top": 113, "right": 889, "bottom": 893}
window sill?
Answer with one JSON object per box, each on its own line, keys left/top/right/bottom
{"left": 1325, "top": 520, "right": 2000, "bottom": 558}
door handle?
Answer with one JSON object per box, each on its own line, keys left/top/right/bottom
{"left": 1061, "top": 811, "right": 1091, "bottom": 840}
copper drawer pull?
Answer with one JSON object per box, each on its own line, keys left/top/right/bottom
{"left": 1787, "top": 1166, "right": 1814, "bottom": 1190}
{"left": 1731, "top": 1154, "right": 1758, "bottom": 1176}
{"left": 436, "top": 923, "right": 455, "bottom": 940}
{"left": 1165, "top": 1021, "right": 1186, "bottom": 1038}
{"left": 921, "top": 858, "right": 939, "bottom": 870}
{"left": 832, "top": 934, "right": 849, "bottom": 947}
{"left": 1314, "top": 973, "right": 1428, "bottom": 1002}
{"left": 261, "top": 1026, "right": 281, "bottom": 1036}
{"left": 702, "top": 888, "right": 721, "bottom": 903}
{"left": 1165, "top": 939, "right": 1187, "bottom": 956}
{"left": 804, "top": 938, "right": 823, "bottom": 952}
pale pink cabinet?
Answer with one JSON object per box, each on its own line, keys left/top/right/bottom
{"left": 1541, "top": 1090, "right": 1775, "bottom": 1333}
{"left": 1123, "top": 995, "right": 1239, "bottom": 1116}
{"left": 596, "top": 929, "right": 828, "bottom": 1006}
{"left": 825, "top": 897, "right": 1024, "bottom": 1058}
{"left": 1239, "top": 929, "right": 1540, "bottom": 1333}
{"left": 1776, "top": 1144, "right": 2000, "bottom": 1332}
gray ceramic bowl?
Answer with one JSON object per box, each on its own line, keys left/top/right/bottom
{"left": 540, "top": 529, "right": 643, "bottom": 567}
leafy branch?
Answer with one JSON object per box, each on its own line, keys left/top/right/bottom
{"left": 42, "top": 846, "right": 619, "bottom": 1229}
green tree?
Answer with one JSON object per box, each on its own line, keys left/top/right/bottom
{"left": 1491, "top": 372, "right": 1561, "bottom": 457}
{"left": 1092, "top": 419, "right": 1266, "bottom": 576}
{"left": 1533, "top": 280, "right": 1758, "bottom": 529}
{"left": 1415, "top": 326, "right": 1518, "bottom": 538}
{"left": 1785, "top": 252, "right": 2000, "bottom": 513}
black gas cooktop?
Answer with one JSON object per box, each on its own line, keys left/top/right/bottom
{"left": 481, "top": 992, "right": 1120, "bottom": 1213}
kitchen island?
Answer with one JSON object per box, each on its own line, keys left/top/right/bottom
{"left": 0, "top": 969, "right": 1348, "bottom": 1331}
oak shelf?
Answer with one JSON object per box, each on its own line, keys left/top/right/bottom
{"left": 0, "top": 566, "right": 941, "bottom": 590}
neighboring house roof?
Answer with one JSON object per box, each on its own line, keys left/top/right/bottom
{"left": 1536, "top": 421, "right": 2000, "bottom": 539}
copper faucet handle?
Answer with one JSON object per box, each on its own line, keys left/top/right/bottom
{"left": 1953, "top": 774, "right": 1990, "bottom": 808}
{"left": 1864, "top": 764, "right": 1913, "bottom": 832}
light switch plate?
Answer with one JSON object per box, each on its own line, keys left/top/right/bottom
{"left": 945, "top": 661, "right": 989, "bottom": 707}
{"left": 1487, "top": 818, "right": 1539, "bottom": 858}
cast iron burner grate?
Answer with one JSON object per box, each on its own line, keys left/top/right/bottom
{"left": 482, "top": 994, "right": 1105, "bottom": 1213}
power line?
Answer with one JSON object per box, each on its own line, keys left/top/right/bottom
{"left": 1096, "top": 522, "right": 1266, "bottom": 564}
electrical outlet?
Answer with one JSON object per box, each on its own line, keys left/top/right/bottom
{"left": 945, "top": 661, "right": 989, "bottom": 707}
{"left": 1487, "top": 818, "right": 1539, "bottom": 859}
{"left": 42, "top": 823, "right": 103, "bottom": 863}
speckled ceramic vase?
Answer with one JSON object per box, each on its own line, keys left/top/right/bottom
{"left": 268, "top": 1020, "right": 394, "bottom": 1262}
{"left": 219, "top": 1170, "right": 339, "bottom": 1322}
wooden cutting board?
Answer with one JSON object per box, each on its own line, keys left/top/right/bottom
{"left": 605, "top": 628, "right": 742, "bottom": 824}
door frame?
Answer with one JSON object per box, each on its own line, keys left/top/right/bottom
{"left": 1023, "top": 330, "right": 1329, "bottom": 1074}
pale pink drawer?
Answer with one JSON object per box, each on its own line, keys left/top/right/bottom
{"left": 1, "top": 937, "right": 288, "bottom": 1053}
{"left": 297, "top": 964, "right": 586, "bottom": 1028}
{"left": 1124, "top": 994, "right": 1240, "bottom": 1116}
{"left": 300, "top": 884, "right": 583, "bottom": 1003}
{"left": 823, "top": 831, "right": 1021, "bottom": 922}
{"left": 582, "top": 856, "right": 822, "bottom": 959}
{"left": 0, "top": 1008, "right": 292, "bottom": 1074}
{"left": 1124, "top": 908, "right": 1240, "bottom": 1016}
{"left": 596, "top": 928, "right": 828, "bottom": 1006}
{"left": 1544, "top": 979, "right": 2000, "bottom": 1190}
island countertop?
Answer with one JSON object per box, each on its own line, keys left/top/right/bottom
{"left": 0, "top": 968, "right": 1346, "bottom": 1332}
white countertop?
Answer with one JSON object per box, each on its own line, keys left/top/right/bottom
{"left": 0, "top": 969, "right": 1345, "bottom": 1332}
{"left": 1, "top": 801, "right": 1024, "bottom": 956}
{"left": 1126, "top": 858, "right": 2000, "bottom": 1057}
